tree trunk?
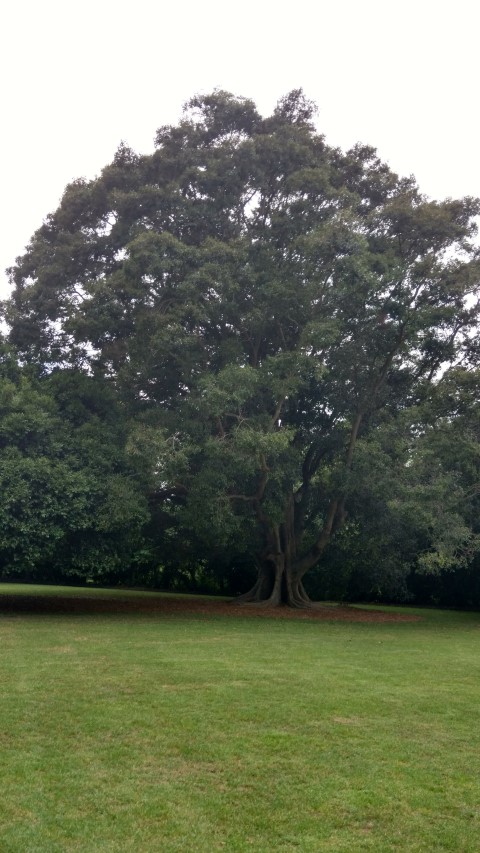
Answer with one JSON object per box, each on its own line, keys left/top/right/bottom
{"left": 233, "top": 557, "right": 315, "bottom": 608}
{"left": 233, "top": 495, "right": 342, "bottom": 608}
{"left": 234, "top": 558, "right": 281, "bottom": 605}
{"left": 234, "top": 506, "right": 318, "bottom": 608}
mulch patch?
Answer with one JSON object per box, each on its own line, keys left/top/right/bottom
{"left": 0, "top": 593, "right": 420, "bottom": 622}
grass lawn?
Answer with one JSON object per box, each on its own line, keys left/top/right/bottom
{"left": 1, "top": 585, "right": 480, "bottom": 852}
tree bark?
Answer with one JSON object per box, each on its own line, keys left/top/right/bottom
{"left": 234, "top": 556, "right": 317, "bottom": 608}
{"left": 233, "top": 504, "right": 321, "bottom": 608}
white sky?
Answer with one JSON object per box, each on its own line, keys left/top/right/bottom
{"left": 1, "top": 0, "right": 479, "bottom": 299}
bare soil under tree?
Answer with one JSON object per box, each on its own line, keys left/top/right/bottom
{"left": 0, "top": 592, "right": 419, "bottom": 622}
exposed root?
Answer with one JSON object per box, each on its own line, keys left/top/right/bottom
{"left": 232, "top": 570, "right": 322, "bottom": 609}
{"left": 232, "top": 579, "right": 263, "bottom": 604}
{"left": 233, "top": 592, "right": 319, "bottom": 610}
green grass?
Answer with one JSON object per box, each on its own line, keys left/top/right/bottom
{"left": 1, "top": 585, "right": 480, "bottom": 852}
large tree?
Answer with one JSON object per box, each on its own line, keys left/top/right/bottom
{"left": 3, "top": 91, "right": 480, "bottom": 605}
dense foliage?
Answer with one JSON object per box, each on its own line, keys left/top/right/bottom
{"left": 0, "top": 343, "right": 149, "bottom": 583}
{"left": 2, "top": 91, "right": 480, "bottom": 604}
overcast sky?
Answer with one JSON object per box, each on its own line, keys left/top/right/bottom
{"left": 1, "top": 0, "right": 479, "bottom": 299}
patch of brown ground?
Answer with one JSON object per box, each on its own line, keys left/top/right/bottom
{"left": 0, "top": 593, "right": 420, "bottom": 622}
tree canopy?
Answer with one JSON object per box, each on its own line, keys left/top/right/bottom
{"left": 3, "top": 90, "right": 480, "bottom": 605}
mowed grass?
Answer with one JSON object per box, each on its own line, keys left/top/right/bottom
{"left": 1, "top": 585, "right": 480, "bottom": 852}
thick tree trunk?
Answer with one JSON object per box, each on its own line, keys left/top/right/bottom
{"left": 234, "top": 505, "right": 318, "bottom": 607}
{"left": 234, "top": 496, "right": 341, "bottom": 608}
{"left": 234, "top": 557, "right": 315, "bottom": 608}
{"left": 234, "top": 553, "right": 284, "bottom": 606}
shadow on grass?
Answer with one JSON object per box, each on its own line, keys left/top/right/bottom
{"left": 0, "top": 593, "right": 159, "bottom": 616}
{"left": 0, "top": 591, "right": 422, "bottom": 622}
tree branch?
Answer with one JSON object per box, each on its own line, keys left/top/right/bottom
{"left": 271, "top": 396, "right": 286, "bottom": 429}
